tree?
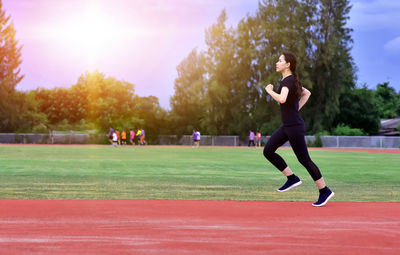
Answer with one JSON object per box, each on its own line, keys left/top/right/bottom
{"left": 170, "top": 49, "right": 207, "bottom": 134}
{"left": 74, "top": 71, "right": 139, "bottom": 132}
{"left": 203, "top": 10, "right": 239, "bottom": 135}
{"left": 250, "top": 0, "right": 317, "bottom": 134}
{"left": 0, "top": 2, "right": 24, "bottom": 131}
{"left": 31, "top": 71, "right": 142, "bottom": 132}
{"left": 306, "top": 0, "right": 356, "bottom": 133}
{"left": 375, "top": 82, "right": 400, "bottom": 119}
{"left": 134, "top": 95, "right": 169, "bottom": 142}
{"left": 31, "top": 87, "right": 79, "bottom": 126}
{"left": 335, "top": 86, "right": 380, "bottom": 135}
{"left": 170, "top": 0, "right": 356, "bottom": 136}
{"left": 14, "top": 91, "right": 48, "bottom": 132}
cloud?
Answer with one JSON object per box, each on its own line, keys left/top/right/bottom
{"left": 349, "top": 0, "right": 400, "bottom": 31}
{"left": 384, "top": 36, "right": 400, "bottom": 54}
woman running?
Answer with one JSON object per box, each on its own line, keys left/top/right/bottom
{"left": 264, "top": 52, "right": 334, "bottom": 207}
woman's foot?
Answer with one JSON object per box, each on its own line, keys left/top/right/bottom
{"left": 277, "top": 175, "right": 302, "bottom": 192}
{"left": 312, "top": 187, "right": 334, "bottom": 207}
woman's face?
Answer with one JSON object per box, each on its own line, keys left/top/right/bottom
{"left": 276, "top": 55, "right": 290, "bottom": 73}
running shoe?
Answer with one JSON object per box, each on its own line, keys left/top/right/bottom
{"left": 277, "top": 176, "right": 302, "bottom": 192}
{"left": 312, "top": 188, "right": 334, "bottom": 207}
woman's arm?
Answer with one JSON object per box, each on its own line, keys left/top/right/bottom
{"left": 298, "top": 87, "right": 311, "bottom": 110}
{"left": 265, "top": 84, "right": 289, "bottom": 104}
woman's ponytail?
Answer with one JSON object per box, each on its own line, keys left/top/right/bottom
{"left": 293, "top": 71, "right": 303, "bottom": 99}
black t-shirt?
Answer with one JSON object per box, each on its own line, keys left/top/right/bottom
{"left": 278, "top": 75, "right": 304, "bottom": 126}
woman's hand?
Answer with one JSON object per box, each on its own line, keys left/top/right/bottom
{"left": 298, "top": 87, "right": 311, "bottom": 110}
{"left": 265, "top": 84, "right": 274, "bottom": 93}
{"left": 265, "top": 85, "right": 288, "bottom": 104}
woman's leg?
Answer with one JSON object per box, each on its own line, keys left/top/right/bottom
{"left": 314, "top": 178, "right": 326, "bottom": 189}
{"left": 286, "top": 125, "right": 322, "bottom": 182}
{"left": 286, "top": 125, "right": 334, "bottom": 206}
{"left": 263, "top": 126, "right": 302, "bottom": 192}
{"left": 281, "top": 167, "right": 294, "bottom": 176}
{"left": 263, "top": 126, "right": 289, "bottom": 171}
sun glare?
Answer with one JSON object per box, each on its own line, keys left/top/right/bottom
{"left": 53, "top": 3, "right": 130, "bottom": 66}
{"left": 36, "top": 1, "right": 173, "bottom": 70}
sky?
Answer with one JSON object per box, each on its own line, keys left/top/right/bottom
{"left": 2, "top": 0, "right": 400, "bottom": 109}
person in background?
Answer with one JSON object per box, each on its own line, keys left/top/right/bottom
{"left": 116, "top": 130, "right": 121, "bottom": 146}
{"left": 196, "top": 130, "right": 200, "bottom": 148}
{"left": 192, "top": 129, "right": 199, "bottom": 148}
{"left": 121, "top": 130, "right": 127, "bottom": 145}
{"left": 136, "top": 129, "right": 142, "bottom": 145}
{"left": 141, "top": 129, "right": 146, "bottom": 145}
{"left": 109, "top": 127, "right": 114, "bottom": 145}
{"left": 130, "top": 129, "right": 135, "bottom": 145}
{"left": 256, "top": 130, "right": 262, "bottom": 148}
{"left": 112, "top": 131, "right": 118, "bottom": 147}
{"left": 248, "top": 130, "right": 255, "bottom": 148}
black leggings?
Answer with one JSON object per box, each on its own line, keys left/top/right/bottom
{"left": 263, "top": 124, "right": 322, "bottom": 181}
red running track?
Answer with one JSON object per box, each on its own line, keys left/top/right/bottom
{"left": 0, "top": 200, "right": 399, "bottom": 255}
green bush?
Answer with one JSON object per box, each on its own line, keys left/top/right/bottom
{"left": 316, "top": 130, "right": 330, "bottom": 136}
{"left": 260, "top": 119, "right": 280, "bottom": 135}
{"left": 397, "top": 124, "right": 400, "bottom": 132}
{"left": 55, "top": 119, "right": 72, "bottom": 131}
{"left": 31, "top": 124, "right": 48, "bottom": 133}
{"left": 333, "top": 124, "right": 365, "bottom": 136}
{"left": 308, "top": 131, "right": 330, "bottom": 147}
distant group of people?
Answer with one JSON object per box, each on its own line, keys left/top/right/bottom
{"left": 108, "top": 127, "right": 146, "bottom": 147}
{"left": 248, "top": 130, "right": 262, "bottom": 148}
{"left": 191, "top": 129, "right": 260, "bottom": 148}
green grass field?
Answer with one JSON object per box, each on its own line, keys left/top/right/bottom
{"left": 0, "top": 145, "right": 399, "bottom": 201}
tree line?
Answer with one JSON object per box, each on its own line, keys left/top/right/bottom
{"left": 170, "top": 0, "right": 399, "bottom": 136}
{"left": 1, "top": 0, "right": 399, "bottom": 138}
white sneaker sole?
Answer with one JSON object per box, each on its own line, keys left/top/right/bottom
{"left": 277, "top": 180, "right": 302, "bottom": 192}
{"left": 312, "top": 192, "right": 335, "bottom": 207}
